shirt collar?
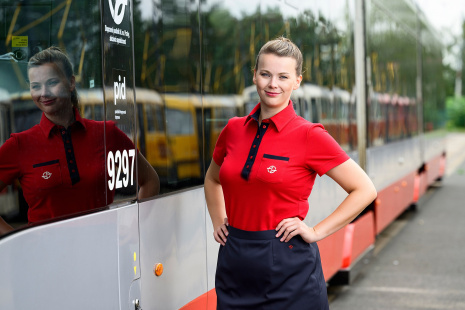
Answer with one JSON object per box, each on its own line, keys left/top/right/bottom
{"left": 244, "top": 100, "right": 296, "bottom": 132}
{"left": 39, "top": 107, "right": 87, "bottom": 138}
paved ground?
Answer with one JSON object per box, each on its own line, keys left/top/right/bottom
{"left": 328, "top": 132, "right": 465, "bottom": 309}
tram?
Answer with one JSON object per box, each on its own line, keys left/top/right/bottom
{"left": 0, "top": 0, "right": 446, "bottom": 309}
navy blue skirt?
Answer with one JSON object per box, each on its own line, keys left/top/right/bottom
{"left": 215, "top": 226, "right": 329, "bottom": 310}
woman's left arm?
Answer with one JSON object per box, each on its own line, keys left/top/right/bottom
{"left": 276, "top": 158, "right": 377, "bottom": 243}
{"left": 137, "top": 152, "right": 160, "bottom": 199}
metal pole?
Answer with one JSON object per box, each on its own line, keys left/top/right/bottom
{"left": 355, "top": 0, "right": 368, "bottom": 170}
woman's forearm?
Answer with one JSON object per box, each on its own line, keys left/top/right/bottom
{"left": 0, "top": 217, "right": 14, "bottom": 236}
{"left": 204, "top": 161, "right": 227, "bottom": 228}
{"left": 314, "top": 159, "right": 377, "bottom": 241}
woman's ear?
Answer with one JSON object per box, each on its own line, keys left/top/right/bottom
{"left": 293, "top": 75, "right": 302, "bottom": 90}
{"left": 253, "top": 69, "right": 257, "bottom": 85}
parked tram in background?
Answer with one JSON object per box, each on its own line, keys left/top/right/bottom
{"left": 0, "top": 0, "right": 446, "bottom": 309}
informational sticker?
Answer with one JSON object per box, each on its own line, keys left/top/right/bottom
{"left": 104, "top": 0, "right": 131, "bottom": 47}
{"left": 12, "top": 36, "right": 28, "bottom": 47}
{"left": 107, "top": 149, "right": 136, "bottom": 191}
{"left": 103, "top": 0, "right": 137, "bottom": 197}
{"left": 112, "top": 68, "right": 127, "bottom": 120}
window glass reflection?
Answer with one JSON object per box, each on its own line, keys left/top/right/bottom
{"left": 132, "top": 0, "right": 357, "bottom": 193}
{"left": 0, "top": 1, "right": 159, "bottom": 236}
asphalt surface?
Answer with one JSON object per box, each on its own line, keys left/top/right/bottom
{"left": 328, "top": 132, "right": 465, "bottom": 309}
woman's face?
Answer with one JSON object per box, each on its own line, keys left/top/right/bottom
{"left": 253, "top": 53, "right": 302, "bottom": 115}
{"left": 28, "top": 62, "right": 75, "bottom": 117}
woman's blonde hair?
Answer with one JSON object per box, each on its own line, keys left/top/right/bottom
{"left": 254, "top": 37, "right": 303, "bottom": 76}
{"left": 28, "top": 46, "right": 78, "bottom": 108}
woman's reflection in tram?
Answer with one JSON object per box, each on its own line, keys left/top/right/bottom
{"left": 0, "top": 46, "right": 159, "bottom": 235}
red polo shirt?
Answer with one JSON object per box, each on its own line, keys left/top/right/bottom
{"left": 213, "top": 102, "right": 349, "bottom": 231}
{"left": 0, "top": 110, "right": 135, "bottom": 223}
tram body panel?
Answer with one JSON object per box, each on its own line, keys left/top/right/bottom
{"left": 366, "top": 137, "right": 422, "bottom": 192}
{"left": 0, "top": 204, "right": 142, "bottom": 310}
{"left": 139, "top": 188, "right": 208, "bottom": 310}
{"left": 306, "top": 152, "right": 359, "bottom": 228}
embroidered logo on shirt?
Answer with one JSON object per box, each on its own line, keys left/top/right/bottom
{"left": 42, "top": 171, "right": 52, "bottom": 180}
{"left": 289, "top": 245, "right": 294, "bottom": 249}
{"left": 267, "top": 166, "right": 277, "bottom": 174}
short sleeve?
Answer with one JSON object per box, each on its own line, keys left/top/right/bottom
{"left": 306, "top": 124, "right": 350, "bottom": 176}
{"left": 0, "top": 135, "right": 21, "bottom": 184}
{"left": 212, "top": 122, "right": 229, "bottom": 166}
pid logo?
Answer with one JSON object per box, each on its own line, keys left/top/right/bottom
{"left": 114, "top": 73, "right": 126, "bottom": 105}
{"left": 109, "top": 0, "right": 128, "bottom": 25}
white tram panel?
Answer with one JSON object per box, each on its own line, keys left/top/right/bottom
{"left": 423, "top": 131, "right": 447, "bottom": 163}
{"left": 139, "top": 187, "right": 208, "bottom": 310}
{"left": 0, "top": 203, "right": 141, "bottom": 310}
{"left": 366, "top": 137, "right": 422, "bottom": 191}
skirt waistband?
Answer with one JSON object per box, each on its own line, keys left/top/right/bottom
{"left": 227, "top": 226, "right": 277, "bottom": 240}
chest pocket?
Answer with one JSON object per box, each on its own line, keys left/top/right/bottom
{"left": 32, "top": 160, "right": 63, "bottom": 189}
{"left": 256, "top": 154, "right": 289, "bottom": 183}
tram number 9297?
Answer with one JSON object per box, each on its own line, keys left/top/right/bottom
{"left": 107, "top": 149, "right": 136, "bottom": 191}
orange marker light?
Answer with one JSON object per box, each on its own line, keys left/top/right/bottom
{"left": 154, "top": 263, "right": 164, "bottom": 276}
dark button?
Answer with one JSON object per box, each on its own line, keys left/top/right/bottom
{"left": 246, "top": 165, "right": 249, "bottom": 168}
{"left": 253, "top": 145, "right": 256, "bottom": 148}
{"left": 62, "top": 131, "right": 65, "bottom": 135}
{"left": 257, "top": 135, "right": 259, "bottom": 138}
{"left": 263, "top": 125, "right": 266, "bottom": 128}
{"left": 250, "top": 156, "right": 253, "bottom": 159}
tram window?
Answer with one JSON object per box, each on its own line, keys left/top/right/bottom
{"left": 311, "top": 98, "right": 319, "bottom": 123}
{"left": 94, "top": 105, "right": 104, "bottom": 121}
{"left": 166, "top": 108, "right": 194, "bottom": 135}
{"left": 0, "top": 0, "right": 163, "bottom": 235}
{"left": 154, "top": 105, "right": 165, "bottom": 132}
{"left": 146, "top": 105, "right": 156, "bottom": 132}
{"left": 213, "top": 107, "right": 235, "bottom": 130}
{"left": 84, "top": 105, "right": 93, "bottom": 119}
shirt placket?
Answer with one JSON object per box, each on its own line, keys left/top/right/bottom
{"left": 59, "top": 126, "right": 80, "bottom": 185}
{"left": 241, "top": 121, "right": 270, "bottom": 180}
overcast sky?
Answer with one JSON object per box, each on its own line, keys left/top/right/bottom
{"left": 417, "top": 0, "right": 464, "bottom": 68}
{"left": 418, "top": 0, "right": 464, "bottom": 36}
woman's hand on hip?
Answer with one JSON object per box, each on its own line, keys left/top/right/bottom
{"left": 214, "top": 217, "right": 229, "bottom": 246}
{"left": 275, "top": 217, "right": 317, "bottom": 243}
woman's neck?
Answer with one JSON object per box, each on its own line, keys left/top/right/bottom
{"left": 46, "top": 106, "right": 75, "bottom": 128}
{"left": 259, "top": 103, "right": 287, "bottom": 124}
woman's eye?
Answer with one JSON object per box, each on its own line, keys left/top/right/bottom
{"left": 260, "top": 73, "right": 270, "bottom": 77}
{"left": 30, "top": 85, "right": 41, "bottom": 90}
{"left": 47, "top": 80, "right": 59, "bottom": 86}
{"left": 280, "top": 76, "right": 289, "bottom": 79}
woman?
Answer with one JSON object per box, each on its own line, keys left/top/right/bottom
{"left": 205, "top": 37, "right": 377, "bottom": 309}
{"left": 0, "top": 47, "right": 159, "bottom": 235}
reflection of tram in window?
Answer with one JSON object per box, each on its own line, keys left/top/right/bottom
{"left": 243, "top": 83, "right": 353, "bottom": 150}
{"left": 81, "top": 89, "right": 244, "bottom": 188}
{"left": 161, "top": 93, "right": 244, "bottom": 186}
{"left": 0, "top": 89, "right": 19, "bottom": 220}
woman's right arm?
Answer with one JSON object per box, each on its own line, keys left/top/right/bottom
{"left": 0, "top": 180, "right": 14, "bottom": 236}
{"left": 204, "top": 160, "right": 228, "bottom": 245}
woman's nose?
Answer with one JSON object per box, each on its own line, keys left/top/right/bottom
{"left": 268, "top": 76, "right": 278, "bottom": 88}
{"left": 41, "top": 86, "right": 51, "bottom": 97}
